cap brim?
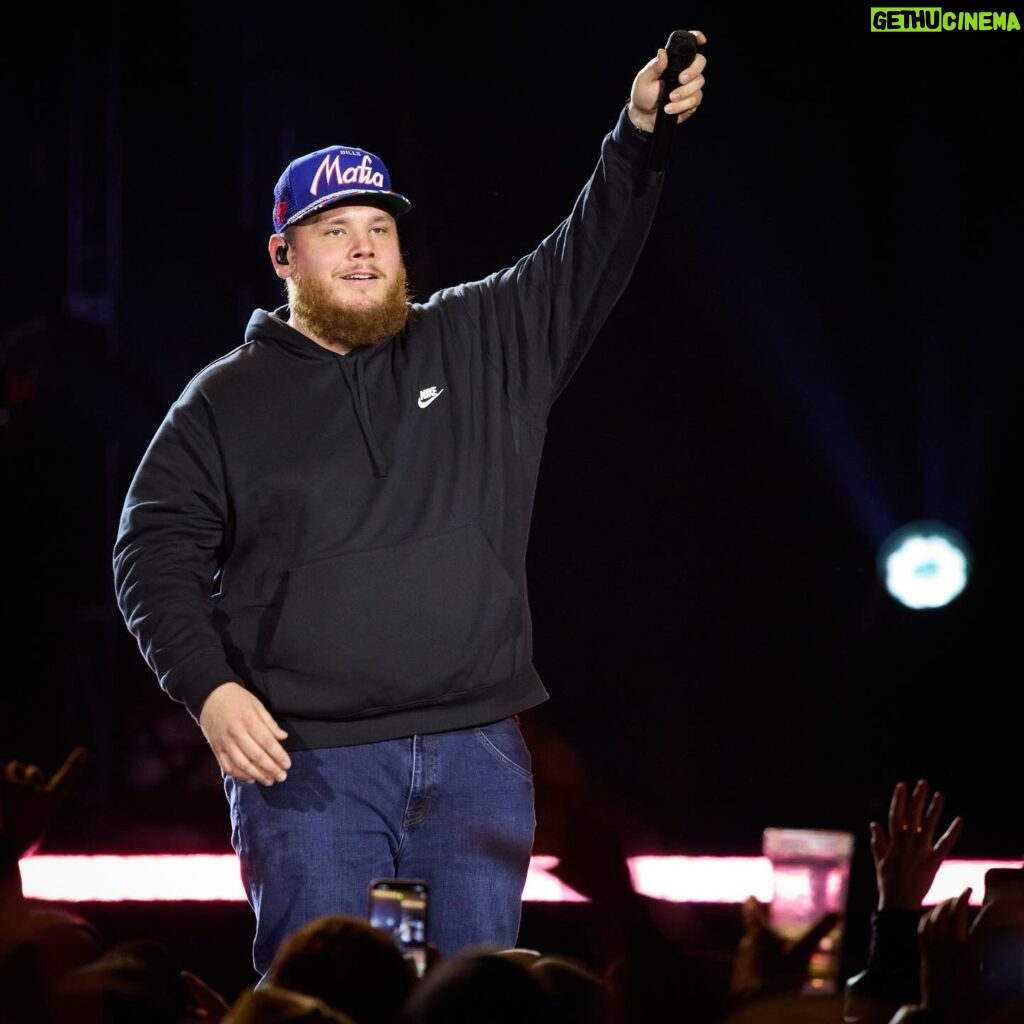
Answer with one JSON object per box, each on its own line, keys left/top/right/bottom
{"left": 284, "top": 189, "right": 411, "bottom": 229}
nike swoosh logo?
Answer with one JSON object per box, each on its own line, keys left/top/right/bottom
{"left": 418, "top": 389, "right": 445, "bottom": 409}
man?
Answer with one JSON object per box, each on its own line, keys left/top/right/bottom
{"left": 113, "top": 31, "right": 707, "bottom": 980}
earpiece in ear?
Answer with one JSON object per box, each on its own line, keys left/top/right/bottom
{"left": 275, "top": 244, "right": 290, "bottom": 266}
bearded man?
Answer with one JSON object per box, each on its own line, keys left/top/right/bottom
{"left": 113, "top": 31, "right": 707, "bottom": 985}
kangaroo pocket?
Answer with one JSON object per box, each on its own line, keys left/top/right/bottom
{"left": 259, "top": 525, "right": 520, "bottom": 718}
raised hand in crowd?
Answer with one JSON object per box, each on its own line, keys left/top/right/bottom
{"left": 0, "top": 745, "right": 88, "bottom": 858}
{"left": 728, "top": 894, "right": 839, "bottom": 1003}
{"left": 871, "top": 779, "right": 964, "bottom": 912}
{"left": 844, "top": 779, "right": 965, "bottom": 1024}
{"left": 892, "top": 869, "right": 1024, "bottom": 1024}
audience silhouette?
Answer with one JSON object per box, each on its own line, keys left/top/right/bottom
{"left": 266, "top": 914, "right": 416, "bottom": 1024}
{"left": 395, "top": 947, "right": 556, "bottom": 1024}
{"left": 4, "top": 744, "right": 1021, "bottom": 1024}
{"left": 843, "top": 778, "right": 965, "bottom": 1024}
{"left": 221, "top": 984, "right": 355, "bottom": 1024}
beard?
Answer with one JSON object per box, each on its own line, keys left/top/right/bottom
{"left": 287, "top": 261, "right": 411, "bottom": 351}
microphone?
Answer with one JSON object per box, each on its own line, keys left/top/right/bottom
{"left": 635, "top": 31, "right": 698, "bottom": 197}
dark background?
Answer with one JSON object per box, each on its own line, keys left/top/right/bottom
{"left": 2, "top": 1, "right": 1021, "bottom": 899}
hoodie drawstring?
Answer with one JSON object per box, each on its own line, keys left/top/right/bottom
{"left": 338, "top": 356, "right": 389, "bottom": 478}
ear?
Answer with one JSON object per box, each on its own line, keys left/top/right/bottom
{"left": 268, "top": 234, "right": 293, "bottom": 277}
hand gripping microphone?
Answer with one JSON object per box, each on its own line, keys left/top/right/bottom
{"left": 635, "top": 30, "right": 698, "bottom": 197}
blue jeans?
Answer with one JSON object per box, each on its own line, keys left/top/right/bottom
{"left": 224, "top": 717, "right": 536, "bottom": 979}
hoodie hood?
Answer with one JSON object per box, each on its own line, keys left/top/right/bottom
{"left": 245, "top": 306, "right": 389, "bottom": 477}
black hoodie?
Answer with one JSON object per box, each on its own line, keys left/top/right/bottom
{"left": 113, "top": 107, "right": 664, "bottom": 750}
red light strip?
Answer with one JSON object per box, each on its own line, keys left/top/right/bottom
{"left": 18, "top": 855, "right": 1020, "bottom": 904}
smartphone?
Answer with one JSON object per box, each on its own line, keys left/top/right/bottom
{"left": 984, "top": 867, "right": 1024, "bottom": 906}
{"left": 977, "top": 868, "right": 1024, "bottom": 1007}
{"left": 368, "top": 877, "right": 429, "bottom": 978}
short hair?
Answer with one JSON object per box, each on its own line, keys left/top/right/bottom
{"left": 397, "top": 948, "right": 555, "bottom": 1024}
{"left": 269, "top": 914, "right": 415, "bottom": 1024}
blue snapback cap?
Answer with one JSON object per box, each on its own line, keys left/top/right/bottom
{"left": 273, "top": 145, "right": 411, "bottom": 233}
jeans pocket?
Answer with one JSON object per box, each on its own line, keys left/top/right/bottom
{"left": 474, "top": 718, "right": 533, "bottom": 780}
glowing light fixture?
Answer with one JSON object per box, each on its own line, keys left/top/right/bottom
{"left": 17, "top": 854, "right": 1013, "bottom": 905}
{"left": 878, "top": 521, "right": 971, "bottom": 609}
